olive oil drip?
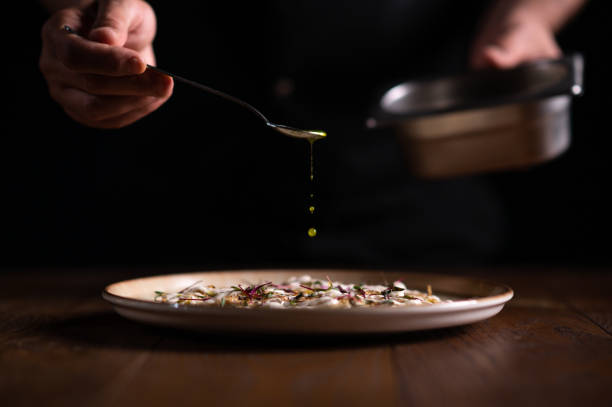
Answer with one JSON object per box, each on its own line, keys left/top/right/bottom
{"left": 305, "top": 131, "right": 326, "bottom": 238}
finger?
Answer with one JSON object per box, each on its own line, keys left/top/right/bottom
{"left": 123, "top": 2, "right": 157, "bottom": 52}
{"left": 480, "top": 45, "right": 519, "bottom": 69}
{"left": 488, "top": 27, "right": 562, "bottom": 69}
{"left": 60, "top": 87, "right": 165, "bottom": 122}
{"left": 42, "top": 8, "right": 86, "bottom": 41}
{"left": 52, "top": 25, "right": 146, "bottom": 75}
{"left": 89, "top": 0, "right": 134, "bottom": 46}
{"left": 525, "top": 36, "right": 562, "bottom": 60}
{"left": 71, "top": 70, "right": 173, "bottom": 97}
{"left": 91, "top": 97, "right": 169, "bottom": 129}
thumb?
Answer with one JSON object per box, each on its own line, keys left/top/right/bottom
{"left": 479, "top": 45, "right": 521, "bottom": 69}
{"left": 88, "top": 0, "right": 133, "bottom": 46}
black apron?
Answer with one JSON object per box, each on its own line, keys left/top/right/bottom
{"left": 26, "top": 0, "right": 505, "bottom": 267}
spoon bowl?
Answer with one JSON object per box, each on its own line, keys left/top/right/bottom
{"left": 266, "top": 124, "right": 327, "bottom": 141}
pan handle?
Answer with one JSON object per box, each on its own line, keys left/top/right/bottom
{"left": 568, "top": 53, "right": 584, "bottom": 96}
{"left": 534, "top": 53, "right": 584, "bottom": 98}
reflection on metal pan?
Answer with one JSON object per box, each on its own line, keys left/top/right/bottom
{"left": 368, "top": 55, "right": 584, "bottom": 178}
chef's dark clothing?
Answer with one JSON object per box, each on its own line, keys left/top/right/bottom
{"left": 6, "top": 0, "right": 504, "bottom": 267}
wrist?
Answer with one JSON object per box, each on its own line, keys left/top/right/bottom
{"left": 486, "top": 0, "right": 585, "bottom": 33}
{"left": 505, "top": 9, "right": 553, "bottom": 32}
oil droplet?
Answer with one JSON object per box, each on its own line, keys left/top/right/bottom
{"left": 306, "top": 132, "right": 325, "bottom": 239}
{"left": 309, "top": 139, "right": 314, "bottom": 182}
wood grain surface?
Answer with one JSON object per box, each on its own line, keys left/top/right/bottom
{"left": 1, "top": 268, "right": 611, "bottom": 407}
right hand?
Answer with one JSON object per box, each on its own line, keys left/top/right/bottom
{"left": 39, "top": 0, "right": 173, "bottom": 129}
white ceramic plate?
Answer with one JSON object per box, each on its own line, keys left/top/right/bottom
{"left": 102, "top": 269, "right": 513, "bottom": 334}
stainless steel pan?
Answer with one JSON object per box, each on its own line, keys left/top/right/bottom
{"left": 368, "top": 54, "right": 584, "bottom": 178}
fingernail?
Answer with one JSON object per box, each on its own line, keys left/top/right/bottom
{"left": 129, "top": 57, "right": 145, "bottom": 74}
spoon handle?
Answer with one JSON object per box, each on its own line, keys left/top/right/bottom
{"left": 145, "top": 64, "right": 270, "bottom": 124}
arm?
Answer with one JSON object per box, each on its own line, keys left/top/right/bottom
{"left": 39, "top": 0, "right": 173, "bottom": 128}
{"left": 470, "top": 0, "right": 587, "bottom": 69}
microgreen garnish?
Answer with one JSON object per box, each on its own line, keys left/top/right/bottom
{"left": 271, "top": 284, "right": 296, "bottom": 294}
{"left": 178, "top": 296, "right": 213, "bottom": 302}
{"left": 153, "top": 275, "right": 442, "bottom": 308}
{"left": 233, "top": 282, "right": 273, "bottom": 303}
{"left": 290, "top": 292, "right": 304, "bottom": 305}
{"left": 382, "top": 288, "right": 392, "bottom": 300}
{"left": 353, "top": 285, "right": 367, "bottom": 297}
{"left": 300, "top": 284, "right": 327, "bottom": 292}
{"left": 178, "top": 280, "right": 203, "bottom": 294}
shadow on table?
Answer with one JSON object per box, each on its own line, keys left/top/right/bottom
{"left": 39, "top": 310, "right": 468, "bottom": 353}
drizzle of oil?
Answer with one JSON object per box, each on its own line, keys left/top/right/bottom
{"left": 306, "top": 132, "right": 326, "bottom": 238}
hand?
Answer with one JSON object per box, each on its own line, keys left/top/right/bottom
{"left": 39, "top": 0, "right": 173, "bottom": 129}
{"left": 470, "top": 12, "right": 561, "bottom": 70}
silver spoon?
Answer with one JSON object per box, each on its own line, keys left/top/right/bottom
{"left": 63, "top": 25, "right": 326, "bottom": 142}
{"left": 146, "top": 65, "right": 326, "bottom": 141}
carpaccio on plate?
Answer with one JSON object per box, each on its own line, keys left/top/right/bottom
{"left": 154, "top": 275, "right": 449, "bottom": 309}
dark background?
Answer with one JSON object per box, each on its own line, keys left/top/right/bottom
{"left": 2, "top": 1, "right": 609, "bottom": 268}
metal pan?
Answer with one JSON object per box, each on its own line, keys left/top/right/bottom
{"left": 368, "top": 54, "right": 584, "bottom": 178}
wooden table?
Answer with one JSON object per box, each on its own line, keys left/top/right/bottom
{"left": 1, "top": 267, "right": 611, "bottom": 407}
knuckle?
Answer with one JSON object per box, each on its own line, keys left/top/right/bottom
{"left": 40, "top": 15, "right": 61, "bottom": 47}
{"left": 55, "top": 9, "right": 74, "bottom": 22}
{"left": 96, "top": 15, "right": 124, "bottom": 32}
{"left": 138, "top": 0, "right": 154, "bottom": 14}
{"left": 40, "top": 20, "right": 52, "bottom": 41}
{"left": 139, "top": 1, "right": 157, "bottom": 27}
